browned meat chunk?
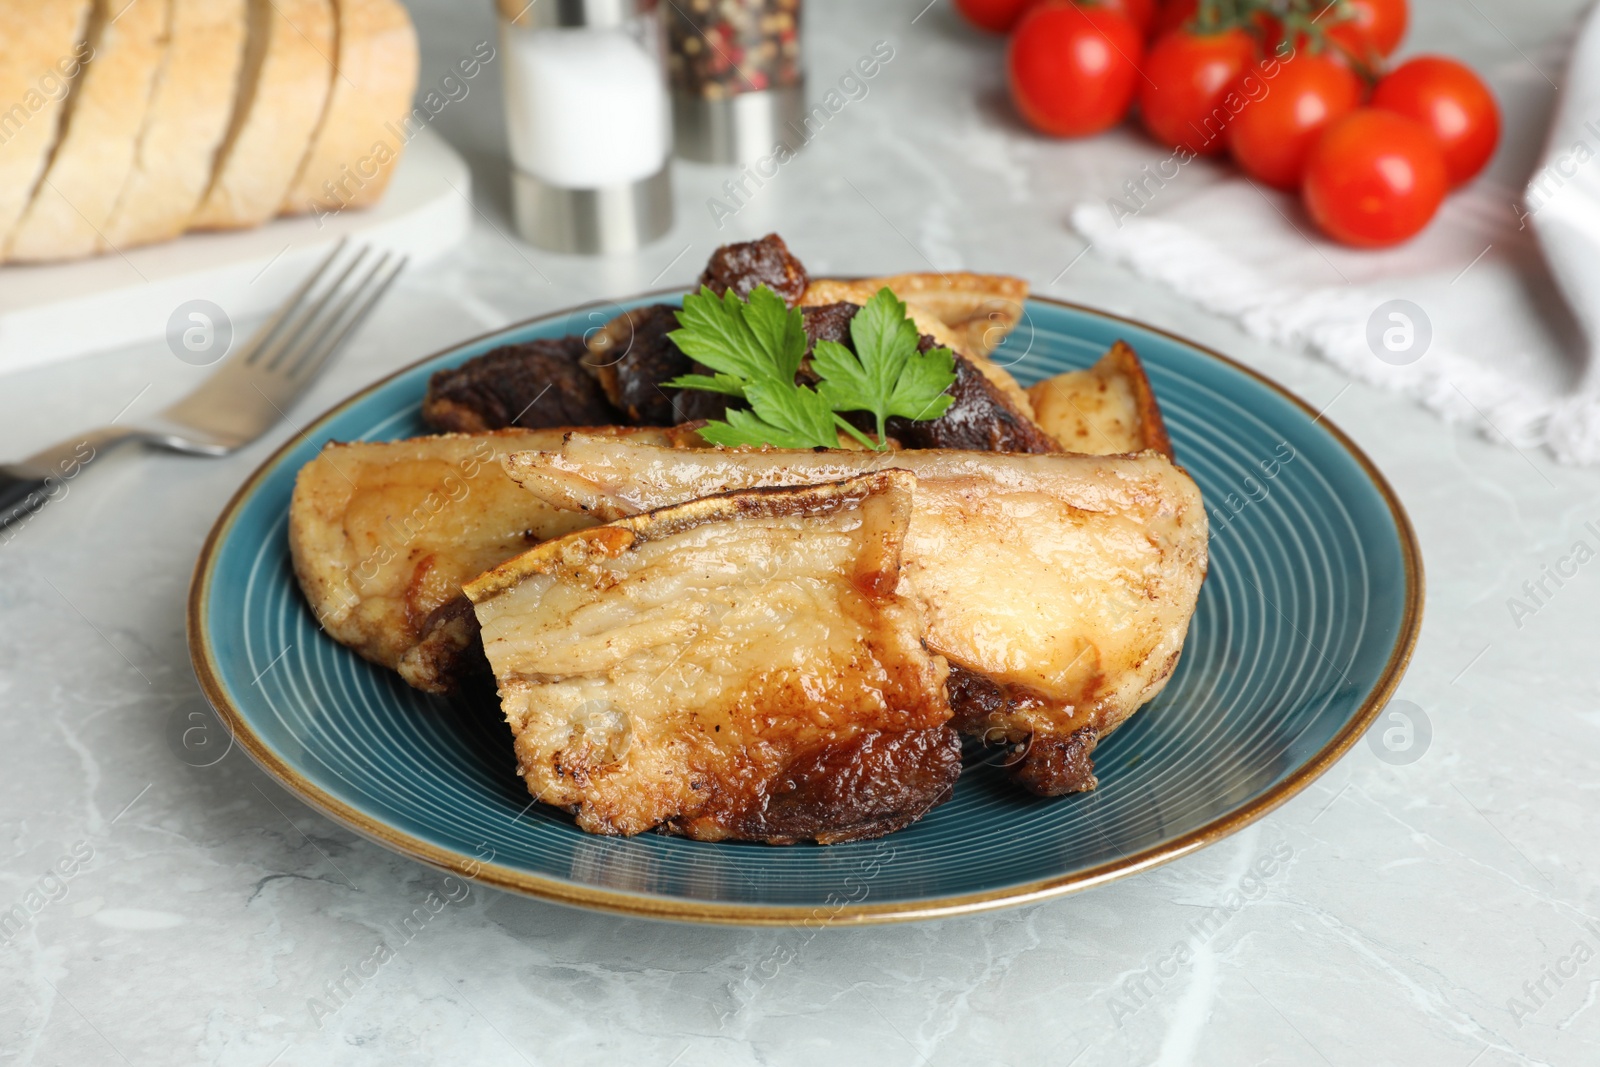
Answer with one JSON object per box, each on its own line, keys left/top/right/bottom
{"left": 697, "top": 233, "right": 809, "bottom": 306}
{"left": 800, "top": 301, "right": 859, "bottom": 350}
{"left": 586, "top": 304, "right": 729, "bottom": 426}
{"left": 422, "top": 337, "right": 618, "bottom": 433}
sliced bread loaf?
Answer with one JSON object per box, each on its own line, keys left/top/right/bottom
{"left": 101, "top": 0, "right": 247, "bottom": 250}
{"left": 190, "top": 0, "right": 334, "bottom": 230}
{"left": 0, "top": 0, "right": 94, "bottom": 249}
{"left": 281, "top": 0, "right": 418, "bottom": 217}
{"left": 5, "top": 0, "right": 170, "bottom": 263}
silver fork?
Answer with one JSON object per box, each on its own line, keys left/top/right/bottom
{"left": 0, "top": 241, "right": 406, "bottom": 530}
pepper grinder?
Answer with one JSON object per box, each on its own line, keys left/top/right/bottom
{"left": 498, "top": 0, "right": 673, "bottom": 254}
{"left": 666, "top": 0, "right": 805, "bottom": 164}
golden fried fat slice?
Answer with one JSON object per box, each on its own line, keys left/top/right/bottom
{"left": 1028, "top": 342, "right": 1174, "bottom": 458}
{"left": 288, "top": 428, "right": 670, "bottom": 692}
{"left": 463, "top": 471, "right": 960, "bottom": 844}
{"left": 504, "top": 437, "right": 1209, "bottom": 793}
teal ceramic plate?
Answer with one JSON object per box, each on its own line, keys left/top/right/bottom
{"left": 188, "top": 294, "right": 1422, "bottom": 925}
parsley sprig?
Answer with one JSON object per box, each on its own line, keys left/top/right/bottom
{"left": 665, "top": 285, "right": 956, "bottom": 450}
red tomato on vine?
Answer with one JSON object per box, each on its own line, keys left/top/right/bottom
{"left": 1009, "top": 2, "right": 1144, "bottom": 136}
{"left": 1227, "top": 52, "right": 1363, "bottom": 189}
{"left": 1303, "top": 109, "right": 1448, "bottom": 247}
{"left": 1372, "top": 56, "right": 1500, "bottom": 185}
{"left": 1139, "top": 26, "right": 1257, "bottom": 156}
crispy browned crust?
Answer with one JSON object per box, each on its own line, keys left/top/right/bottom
{"left": 946, "top": 665, "right": 1100, "bottom": 796}
{"left": 673, "top": 724, "right": 964, "bottom": 845}
{"left": 287, "top": 427, "right": 679, "bottom": 694}
{"left": 467, "top": 471, "right": 916, "bottom": 601}
{"left": 395, "top": 596, "right": 485, "bottom": 694}
{"left": 1107, "top": 341, "right": 1174, "bottom": 458}
{"left": 1010, "top": 728, "right": 1099, "bottom": 796}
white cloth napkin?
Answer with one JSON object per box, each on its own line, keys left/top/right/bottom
{"left": 1071, "top": 7, "right": 1600, "bottom": 464}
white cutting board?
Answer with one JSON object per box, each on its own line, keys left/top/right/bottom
{"left": 0, "top": 126, "right": 472, "bottom": 375}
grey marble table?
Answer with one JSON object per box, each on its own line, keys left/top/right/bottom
{"left": 2, "top": 1, "right": 1597, "bottom": 1063}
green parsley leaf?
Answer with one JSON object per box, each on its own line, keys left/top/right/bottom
{"left": 696, "top": 383, "right": 838, "bottom": 449}
{"left": 666, "top": 283, "right": 956, "bottom": 451}
{"left": 814, "top": 288, "right": 956, "bottom": 444}
{"left": 666, "top": 285, "right": 806, "bottom": 387}
{"left": 664, "top": 372, "right": 748, "bottom": 397}
{"left": 698, "top": 409, "right": 814, "bottom": 450}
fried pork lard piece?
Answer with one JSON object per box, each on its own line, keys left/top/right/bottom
{"left": 504, "top": 437, "right": 1209, "bottom": 795}
{"left": 288, "top": 429, "right": 671, "bottom": 693}
{"left": 462, "top": 471, "right": 961, "bottom": 844}
{"left": 1028, "top": 342, "right": 1174, "bottom": 458}
{"left": 697, "top": 232, "right": 810, "bottom": 305}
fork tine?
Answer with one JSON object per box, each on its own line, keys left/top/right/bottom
{"left": 239, "top": 239, "right": 351, "bottom": 365}
{"left": 154, "top": 242, "right": 404, "bottom": 451}
{"left": 259, "top": 246, "right": 373, "bottom": 372}
{"left": 277, "top": 250, "right": 390, "bottom": 377}
{"left": 283, "top": 254, "right": 407, "bottom": 384}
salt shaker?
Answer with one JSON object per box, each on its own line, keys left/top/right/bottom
{"left": 498, "top": 0, "right": 673, "bottom": 254}
{"left": 666, "top": 0, "right": 804, "bottom": 164}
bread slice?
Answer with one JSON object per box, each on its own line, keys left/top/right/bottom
{"left": 0, "top": 0, "right": 94, "bottom": 250}
{"left": 190, "top": 0, "right": 334, "bottom": 230}
{"left": 101, "top": 0, "right": 247, "bottom": 250}
{"left": 280, "top": 0, "right": 417, "bottom": 217}
{"left": 5, "top": 0, "right": 171, "bottom": 263}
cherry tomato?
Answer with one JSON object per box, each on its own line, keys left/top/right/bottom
{"left": 1227, "top": 52, "right": 1363, "bottom": 190}
{"left": 1373, "top": 56, "right": 1500, "bottom": 185}
{"left": 1138, "top": 27, "right": 1257, "bottom": 156}
{"left": 1303, "top": 109, "right": 1448, "bottom": 247}
{"left": 954, "top": 0, "right": 1035, "bottom": 33}
{"left": 1009, "top": 2, "right": 1144, "bottom": 136}
{"left": 1085, "top": 0, "right": 1157, "bottom": 35}
{"left": 1323, "top": 0, "right": 1408, "bottom": 61}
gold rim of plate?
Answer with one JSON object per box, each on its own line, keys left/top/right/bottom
{"left": 186, "top": 293, "right": 1426, "bottom": 926}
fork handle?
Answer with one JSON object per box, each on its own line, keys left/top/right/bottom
{"left": 0, "top": 427, "right": 139, "bottom": 533}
